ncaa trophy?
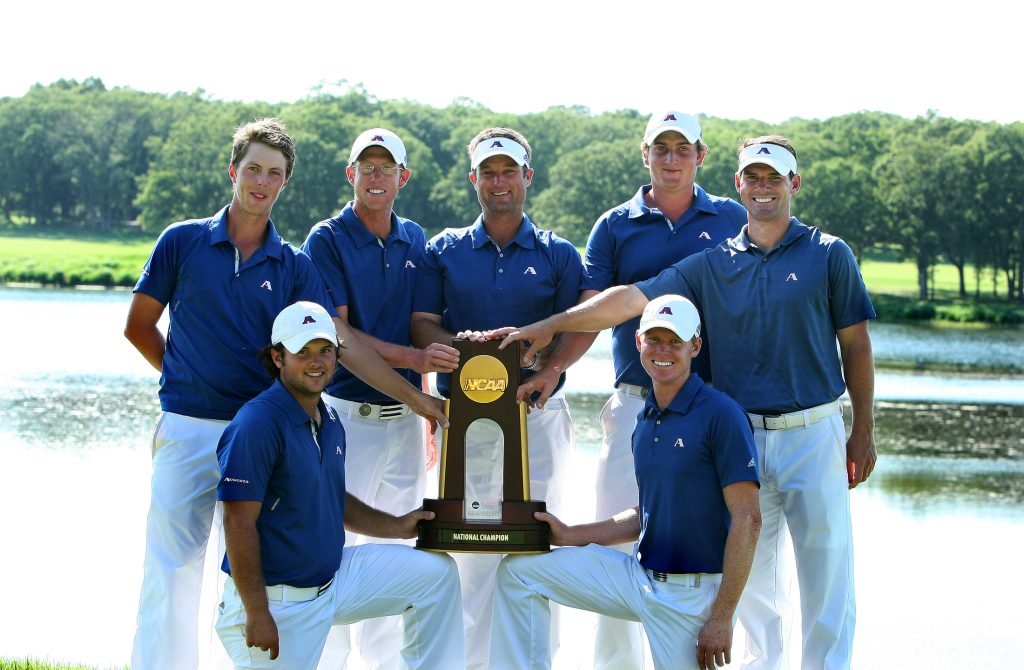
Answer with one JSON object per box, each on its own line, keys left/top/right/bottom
{"left": 416, "top": 338, "right": 549, "bottom": 553}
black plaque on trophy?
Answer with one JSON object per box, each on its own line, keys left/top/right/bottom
{"left": 417, "top": 339, "right": 550, "bottom": 553}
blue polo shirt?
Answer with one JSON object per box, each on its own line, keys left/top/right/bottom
{"left": 302, "top": 203, "right": 425, "bottom": 403}
{"left": 414, "top": 215, "right": 583, "bottom": 398}
{"left": 217, "top": 379, "right": 347, "bottom": 588}
{"left": 134, "top": 206, "right": 336, "bottom": 420}
{"left": 583, "top": 185, "right": 745, "bottom": 387}
{"left": 633, "top": 374, "right": 757, "bottom": 574}
{"left": 637, "top": 218, "right": 876, "bottom": 414}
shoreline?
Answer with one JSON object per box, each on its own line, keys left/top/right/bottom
{"left": 3, "top": 282, "right": 1021, "bottom": 377}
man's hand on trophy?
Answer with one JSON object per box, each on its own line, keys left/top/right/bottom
{"left": 455, "top": 329, "right": 491, "bottom": 342}
{"left": 516, "top": 359, "right": 560, "bottom": 412}
{"left": 394, "top": 507, "right": 437, "bottom": 539}
{"left": 496, "top": 319, "right": 557, "bottom": 367}
{"left": 412, "top": 341, "right": 459, "bottom": 374}
{"left": 410, "top": 393, "right": 450, "bottom": 432}
{"left": 534, "top": 511, "right": 576, "bottom": 547}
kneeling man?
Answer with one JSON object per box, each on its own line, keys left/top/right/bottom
{"left": 489, "top": 296, "right": 760, "bottom": 670}
{"left": 215, "top": 301, "right": 464, "bottom": 669}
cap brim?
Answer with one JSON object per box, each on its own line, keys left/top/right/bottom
{"left": 638, "top": 318, "right": 698, "bottom": 340}
{"left": 471, "top": 149, "right": 528, "bottom": 170}
{"left": 281, "top": 331, "right": 338, "bottom": 354}
{"left": 645, "top": 125, "right": 700, "bottom": 146}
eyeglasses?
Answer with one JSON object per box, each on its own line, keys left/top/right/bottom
{"left": 353, "top": 162, "right": 401, "bottom": 175}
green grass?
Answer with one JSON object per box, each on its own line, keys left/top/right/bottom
{"left": 0, "top": 233, "right": 152, "bottom": 287}
{"left": 2, "top": 232, "right": 1021, "bottom": 325}
{"left": 0, "top": 660, "right": 125, "bottom": 670}
{"left": 859, "top": 258, "right": 965, "bottom": 297}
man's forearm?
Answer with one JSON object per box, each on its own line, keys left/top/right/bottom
{"left": 350, "top": 327, "right": 420, "bottom": 370}
{"left": 333, "top": 317, "right": 423, "bottom": 405}
{"left": 410, "top": 314, "right": 454, "bottom": 349}
{"left": 557, "top": 507, "right": 641, "bottom": 547}
{"left": 557, "top": 285, "right": 649, "bottom": 334}
{"left": 709, "top": 493, "right": 760, "bottom": 623}
{"left": 841, "top": 328, "right": 876, "bottom": 435}
{"left": 224, "top": 519, "right": 269, "bottom": 616}
{"left": 344, "top": 493, "right": 401, "bottom": 537}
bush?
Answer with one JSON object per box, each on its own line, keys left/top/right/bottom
{"left": 901, "top": 301, "right": 937, "bottom": 320}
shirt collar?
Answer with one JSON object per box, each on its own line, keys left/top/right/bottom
{"left": 469, "top": 214, "right": 537, "bottom": 250}
{"left": 267, "top": 379, "right": 331, "bottom": 428}
{"left": 209, "top": 205, "right": 285, "bottom": 260}
{"left": 642, "top": 373, "right": 705, "bottom": 418}
{"left": 339, "top": 202, "right": 410, "bottom": 248}
{"left": 728, "top": 217, "right": 806, "bottom": 253}
{"left": 627, "top": 184, "right": 717, "bottom": 221}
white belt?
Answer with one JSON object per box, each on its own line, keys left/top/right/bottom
{"left": 646, "top": 569, "right": 719, "bottom": 587}
{"left": 226, "top": 576, "right": 333, "bottom": 604}
{"left": 265, "top": 577, "right": 334, "bottom": 603}
{"left": 747, "top": 400, "right": 841, "bottom": 431}
{"left": 617, "top": 383, "right": 649, "bottom": 399}
{"left": 334, "top": 397, "right": 412, "bottom": 421}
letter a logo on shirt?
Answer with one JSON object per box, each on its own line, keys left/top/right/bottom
{"left": 524, "top": 266, "right": 537, "bottom": 275}
{"left": 260, "top": 280, "right": 273, "bottom": 291}
{"left": 404, "top": 260, "right": 416, "bottom": 269}
{"left": 786, "top": 272, "right": 799, "bottom": 282}
{"left": 673, "top": 437, "right": 685, "bottom": 448}
{"left": 698, "top": 231, "right": 711, "bottom": 240}
{"left": 336, "top": 445, "right": 343, "bottom": 455}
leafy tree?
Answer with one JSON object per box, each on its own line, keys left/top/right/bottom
{"left": 134, "top": 109, "right": 234, "bottom": 230}
{"left": 874, "top": 114, "right": 974, "bottom": 299}
{"left": 531, "top": 138, "right": 649, "bottom": 244}
{"left": 798, "top": 157, "right": 882, "bottom": 258}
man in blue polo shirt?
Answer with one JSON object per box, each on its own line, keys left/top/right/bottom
{"left": 215, "top": 301, "right": 463, "bottom": 669}
{"left": 489, "top": 295, "right": 760, "bottom": 670}
{"left": 124, "top": 118, "right": 449, "bottom": 670}
{"left": 411, "top": 127, "right": 584, "bottom": 670}
{"left": 537, "top": 111, "right": 745, "bottom": 669}
{"left": 500, "top": 135, "right": 877, "bottom": 670}
{"left": 302, "top": 127, "right": 459, "bottom": 669}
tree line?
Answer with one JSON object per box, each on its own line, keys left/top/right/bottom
{"left": 1, "top": 78, "right": 1022, "bottom": 303}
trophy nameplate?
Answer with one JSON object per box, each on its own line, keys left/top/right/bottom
{"left": 417, "top": 339, "right": 550, "bottom": 553}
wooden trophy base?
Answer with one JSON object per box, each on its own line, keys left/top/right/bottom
{"left": 417, "top": 498, "right": 550, "bottom": 554}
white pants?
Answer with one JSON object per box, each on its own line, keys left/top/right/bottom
{"left": 738, "top": 412, "right": 855, "bottom": 670}
{"left": 318, "top": 397, "right": 428, "bottom": 670}
{"left": 593, "top": 389, "right": 646, "bottom": 669}
{"left": 216, "top": 544, "right": 464, "bottom": 670}
{"left": 449, "top": 396, "right": 574, "bottom": 670}
{"left": 132, "top": 412, "right": 231, "bottom": 670}
{"left": 491, "top": 544, "right": 722, "bottom": 670}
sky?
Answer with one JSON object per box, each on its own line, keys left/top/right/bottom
{"left": 3, "top": 0, "right": 1019, "bottom": 125}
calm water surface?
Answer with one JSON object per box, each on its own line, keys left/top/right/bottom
{"left": 1, "top": 287, "right": 1022, "bottom": 668}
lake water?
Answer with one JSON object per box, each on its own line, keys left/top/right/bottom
{"left": 0, "top": 287, "right": 1022, "bottom": 669}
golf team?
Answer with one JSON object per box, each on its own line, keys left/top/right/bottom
{"left": 125, "top": 112, "right": 876, "bottom": 670}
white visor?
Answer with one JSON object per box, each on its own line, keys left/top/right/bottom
{"left": 737, "top": 143, "right": 798, "bottom": 177}
{"left": 470, "top": 137, "right": 530, "bottom": 169}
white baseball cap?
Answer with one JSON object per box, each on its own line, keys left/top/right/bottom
{"left": 271, "top": 301, "right": 339, "bottom": 354}
{"left": 638, "top": 295, "right": 701, "bottom": 340}
{"left": 470, "top": 137, "right": 530, "bottom": 169}
{"left": 348, "top": 128, "right": 408, "bottom": 167}
{"left": 643, "top": 112, "right": 702, "bottom": 146}
{"left": 737, "top": 142, "right": 798, "bottom": 177}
